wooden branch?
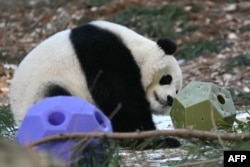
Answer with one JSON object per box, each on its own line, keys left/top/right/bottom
{"left": 28, "top": 129, "right": 250, "bottom": 148}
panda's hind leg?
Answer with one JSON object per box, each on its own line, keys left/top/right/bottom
{"left": 43, "top": 84, "right": 71, "bottom": 97}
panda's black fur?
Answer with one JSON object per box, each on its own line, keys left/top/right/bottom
{"left": 48, "top": 24, "right": 156, "bottom": 132}
{"left": 11, "top": 21, "right": 182, "bottom": 148}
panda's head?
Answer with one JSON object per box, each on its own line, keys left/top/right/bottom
{"left": 143, "top": 38, "right": 182, "bottom": 115}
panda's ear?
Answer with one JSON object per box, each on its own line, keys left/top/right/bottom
{"left": 157, "top": 38, "right": 177, "bottom": 55}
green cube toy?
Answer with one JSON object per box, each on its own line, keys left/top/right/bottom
{"left": 170, "top": 81, "right": 236, "bottom": 130}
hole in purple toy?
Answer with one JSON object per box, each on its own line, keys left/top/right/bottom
{"left": 217, "top": 94, "right": 225, "bottom": 104}
{"left": 95, "top": 112, "right": 106, "bottom": 128}
{"left": 48, "top": 112, "right": 65, "bottom": 126}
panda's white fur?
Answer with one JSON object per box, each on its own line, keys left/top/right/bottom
{"left": 10, "top": 30, "right": 94, "bottom": 125}
{"left": 10, "top": 20, "right": 182, "bottom": 134}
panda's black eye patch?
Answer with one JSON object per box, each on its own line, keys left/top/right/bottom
{"left": 159, "top": 75, "right": 172, "bottom": 85}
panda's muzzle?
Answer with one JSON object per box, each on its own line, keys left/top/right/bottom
{"left": 153, "top": 91, "right": 173, "bottom": 106}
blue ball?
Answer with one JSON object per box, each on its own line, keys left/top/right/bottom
{"left": 16, "top": 96, "right": 113, "bottom": 165}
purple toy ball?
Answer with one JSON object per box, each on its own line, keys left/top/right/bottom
{"left": 16, "top": 96, "right": 113, "bottom": 166}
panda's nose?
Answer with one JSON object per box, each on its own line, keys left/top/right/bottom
{"left": 167, "top": 95, "right": 173, "bottom": 106}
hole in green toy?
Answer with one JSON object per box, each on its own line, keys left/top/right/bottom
{"left": 217, "top": 94, "right": 225, "bottom": 104}
{"left": 201, "top": 117, "right": 204, "bottom": 121}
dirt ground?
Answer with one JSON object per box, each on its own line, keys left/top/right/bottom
{"left": 0, "top": 1, "right": 249, "bottom": 166}
{"left": 0, "top": 0, "right": 249, "bottom": 107}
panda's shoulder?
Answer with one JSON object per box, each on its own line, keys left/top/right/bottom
{"left": 69, "top": 21, "right": 124, "bottom": 43}
{"left": 70, "top": 20, "right": 143, "bottom": 43}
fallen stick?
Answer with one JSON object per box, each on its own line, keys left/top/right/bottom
{"left": 28, "top": 129, "right": 250, "bottom": 147}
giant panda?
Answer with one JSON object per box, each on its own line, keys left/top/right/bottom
{"left": 10, "top": 20, "right": 182, "bottom": 147}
